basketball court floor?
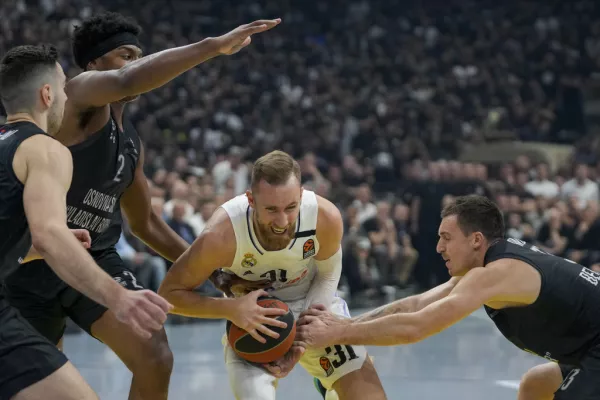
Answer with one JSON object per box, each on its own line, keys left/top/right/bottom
{"left": 64, "top": 307, "right": 542, "bottom": 399}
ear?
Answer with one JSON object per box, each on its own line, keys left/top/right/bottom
{"left": 40, "top": 84, "right": 52, "bottom": 109}
{"left": 246, "top": 190, "right": 254, "bottom": 207}
{"left": 472, "top": 232, "right": 485, "bottom": 249}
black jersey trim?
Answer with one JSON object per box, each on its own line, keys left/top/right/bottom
{"left": 246, "top": 206, "right": 263, "bottom": 255}
{"left": 288, "top": 210, "right": 302, "bottom": 250}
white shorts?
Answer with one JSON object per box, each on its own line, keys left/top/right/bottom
{"left": 222, "top": 296, "right": 368, "bottom": 400}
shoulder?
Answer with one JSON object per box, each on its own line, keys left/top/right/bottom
{"left": 15, "top": 135, "right": 70, "bottom": 165}
{"left": 316, "top": 195, "right": 343, "bottom": 227}
{"left": 196, "top": 207, "right": 237, "bottom": 256}
{"left": 315, "top": 195, "right": 343, "bottom": 254}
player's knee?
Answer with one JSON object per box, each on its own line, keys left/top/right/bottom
{"left": 133, "top": 331, "right": 173, "bottom": 377}
{"left": 518, "top": 364, "right": 561, "bottom": 400}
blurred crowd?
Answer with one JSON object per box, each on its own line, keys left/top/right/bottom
{"left": 2, "top": 0, "right": 600, "bottom": 307}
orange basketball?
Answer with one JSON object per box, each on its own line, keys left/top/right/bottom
{"left": 226, "top": 296, "right": 296, "bottom": 364}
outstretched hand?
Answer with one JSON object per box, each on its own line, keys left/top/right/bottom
{"left": 296, "top": 304, "right": 349, "bottom": 349}
{"left": 215, "top": 19, "right": 282, "bottom": 55}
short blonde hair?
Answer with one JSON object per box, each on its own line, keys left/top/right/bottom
{"left": 251, "top": 150, "right": 301, "bottom": 190}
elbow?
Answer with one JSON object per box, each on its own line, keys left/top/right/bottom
{"left": 129, "top": 217, "right": 151, "bottom": 240}
{"left": 157, "top": 282, "right": 173, "bottom": 300}
{"left": 30, "top": 222, "right": 62, "bottom": 257}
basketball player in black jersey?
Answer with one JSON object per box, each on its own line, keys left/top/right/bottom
{"left": 297, "top": 194, "right": 600, "bottom": 399}
{"left": 3, "top": 12, "right": 281, "bottom": 400}
{"left": 0, "top": 44, "right": 171, "bottom": 400}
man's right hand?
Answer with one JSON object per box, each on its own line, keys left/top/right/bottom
{"left": 228, "top": 290, "right": 288, "bottom": 343}
{"left": 214, "top": 19, "right": 281, "bottom": 56}
{"left": 111, "top": 289, "right": 173, "bottom": 339}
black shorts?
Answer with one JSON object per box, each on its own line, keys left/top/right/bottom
{"left": 3, "top": 248, "right": 145, "bottom": 345}
{"left": 0, "top": 296, "right": 68, "bottom": 400}
{"left": 555, "top": 344, "right": 600, "bottom": 399}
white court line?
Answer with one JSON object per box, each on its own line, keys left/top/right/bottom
{"left": 495, "top": 380, "right": 520, "bottom": 390}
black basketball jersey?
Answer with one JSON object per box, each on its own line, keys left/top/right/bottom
{"left": 65, "top": 110, "right": 141, "bottom": 251}
{"left": 484, "top": 238, "right": 600, "bottom": 365}
{"left": 0, "top": 122, "right": 47, "bottom": 281}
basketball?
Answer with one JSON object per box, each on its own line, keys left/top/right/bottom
{"left": 226, "top": 295, "right": 296, "bottom": 364}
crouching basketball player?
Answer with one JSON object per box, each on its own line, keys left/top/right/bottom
{"left": 159, "top": 150, "right": 386, "bottom": 400}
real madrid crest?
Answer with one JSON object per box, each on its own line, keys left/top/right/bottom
{"left": 241, "top": 253, "right": 257, "bottom": 268}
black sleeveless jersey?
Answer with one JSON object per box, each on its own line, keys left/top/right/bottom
{"left": 484, "top": 238, "right": 600, "bottom": 365}
{"left": 4, "top": 111, "right": 141, "bottom": 295}
{"left": 0, "top": 122, "right": 47, "bottom": 281}
{"left": 65, "top": 110, "right": 141, "bottom": 251}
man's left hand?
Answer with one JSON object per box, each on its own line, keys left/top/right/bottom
{"left": 296, "top": 304, "right": 349, "bottom": 349}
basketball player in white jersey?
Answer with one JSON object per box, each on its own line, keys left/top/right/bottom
{"left": 159, "top": 150, "right": 386, "bottom": 400}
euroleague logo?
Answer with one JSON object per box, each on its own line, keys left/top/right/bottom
{"left": 319, "top": 356, "right": 334, "bottom": 377}
{"left": 303, "top": 239, "right": 315, "bottom": 259}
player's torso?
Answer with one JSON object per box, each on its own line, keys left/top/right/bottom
{"left": 0, "top": 122, "right": 45, "bottom": 279}
{"left": 222, "top": 191, "right": 320, "bottom": 302}
{"left": 484, "top": 238, "right": 600, "bottom": 365}
{"left": 66, "top": 114, "right": 140, "bottom": 251}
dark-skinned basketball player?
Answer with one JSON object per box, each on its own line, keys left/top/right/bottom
{"left": 159, "top": 151, "right": 387, "bottom": 400}
{"left": 3, "top": 12, "right": 280, "bottom": 400}
{"left": 298, "top": 195, "right": 600, "bottom": 400}
{"left": 0, "top": 44, "right": 171, "bottom": 400}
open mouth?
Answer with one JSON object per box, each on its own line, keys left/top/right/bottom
{"left": 271, "top": 226, "right": 287, "bottom": 235}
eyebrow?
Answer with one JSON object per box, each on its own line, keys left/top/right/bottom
{"left": 265, "top": 202, "right": 298, "bottom": 209}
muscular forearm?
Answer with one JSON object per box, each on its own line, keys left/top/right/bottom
{"left": 158, "top": 287, "right": 236, "bottom": 319}
{"left": 33, "top": 225, "right": 122, "bottom": 309}
{"left": 133, "top": 213, "right": 189, "bottom": 262}
{"left": 352, "top": 278, "right": 458, "bottom": 323}
{"left": 351, "top": 295, "right": 419, "bottom": 323}
{"left": 342, "top": 314, "right": 422, "bottom": 346}
{"left": 119, "top": 38, "right": 220, "bottom": 97}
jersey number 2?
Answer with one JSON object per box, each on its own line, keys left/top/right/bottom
{"left": 113, "top": 154, "right": 125, "bottom": 182}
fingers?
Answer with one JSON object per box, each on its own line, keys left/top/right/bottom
{"left": 240, "top": 19, "right": 281, "bottom": 36}
{"left": 249, "top": 289, "right": 268, "bottom": 299}
{"left": 245, "top": 19, "right": 281, "bottom": 28}
{"left": 142, "top": 290, "right": 173, "bottom": 313}
{"left": 261, "top": 307, "right": 287, "bottom": 317}
{"left": 310, "top": 304, "right": 327, "bottom": 311}
{"left": 138, "top": 294, "right": 169, "bottom": 325}
{"left": 256, "top": 323, "right": 280, "bottom": 340}
{"left": 297, "top": 315, "right": 318, "bottom": 326}
{"left": 299, "top": 307, "right": 325, "bottom": 318}
{"left": 248, "top": 328, "right": 267, "bottom": 343}
{"left": 259, "top": 315, "right": 287, "bottom": 329}
{"left": 129, "top": 317, "right": 152, "bottom": 340}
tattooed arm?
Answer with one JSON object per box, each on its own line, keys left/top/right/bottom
{"left": 352, "top": 277, "right": 461, "bottom": 323}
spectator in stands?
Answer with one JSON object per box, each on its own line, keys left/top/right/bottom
{"left": 561, "top": 163, "right": 599, "bottom": 209}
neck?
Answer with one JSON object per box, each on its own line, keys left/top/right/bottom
{"left": 6, "top": 112, "right": 46, "bottom": 132}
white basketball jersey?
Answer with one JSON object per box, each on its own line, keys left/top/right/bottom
{"left": 221, "top": 190, "right": 320, "bottom": 302}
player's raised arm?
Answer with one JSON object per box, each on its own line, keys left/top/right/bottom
{"left": 16, "top": 136, "right": 171, "bottom": 339}
{"left": 158, "top": 207, "right": 288, "bottom": 343}
{"left": 66, "top": 19, "right": 281, "bottom": 109}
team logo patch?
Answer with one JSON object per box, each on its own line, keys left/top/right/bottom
{"left": 319, "top": 356, "right": 334, "bottom": 377}
{"left": 303, "top": 239, "right": 316, "bottom": 259}
{"left": 241, "top": 253, "right": 258, "bottom": 268}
